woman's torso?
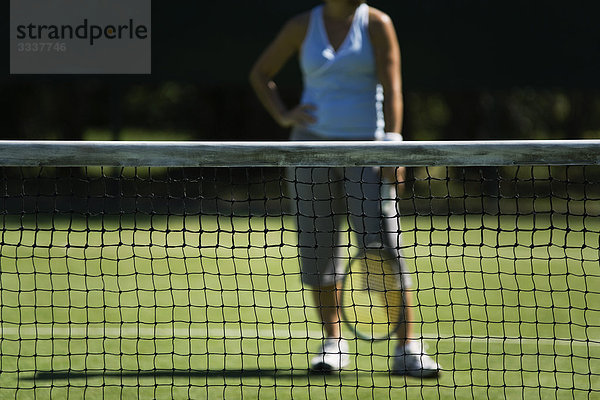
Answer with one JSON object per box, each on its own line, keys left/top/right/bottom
{"left": 299, "top": 3, "right": 384, "bottom": 140}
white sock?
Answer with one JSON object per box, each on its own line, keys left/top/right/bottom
{"left": 398, "top": 340, "right": 421, "bottom": 355}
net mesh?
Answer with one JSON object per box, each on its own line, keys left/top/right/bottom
{"left": 0, "top": 152, "right": 599, "bottom": 398}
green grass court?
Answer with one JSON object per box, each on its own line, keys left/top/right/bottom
{"left": 1, "top": 214, "right": 599, "bottom": 399}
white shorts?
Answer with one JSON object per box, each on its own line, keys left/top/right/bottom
{"left": 287, "top": 127, "right": 411, "bottom": 289}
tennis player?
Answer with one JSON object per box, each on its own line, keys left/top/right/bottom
{"left": 250, "top": 0, "right": 440, "bottom": 377}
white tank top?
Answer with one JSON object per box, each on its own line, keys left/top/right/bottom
{"left": 299, "top": 3, "right": 384, "bottom": 139}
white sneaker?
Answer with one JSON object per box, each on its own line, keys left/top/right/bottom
{"left": 392, "top": 340, "right": 441, "bottom": 378}
{"left": 310, "top": 338, "right": 350, "bottom": 373}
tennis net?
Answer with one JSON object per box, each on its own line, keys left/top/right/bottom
{"left": 0, "top": 140, "right": 599, "bottom": 399}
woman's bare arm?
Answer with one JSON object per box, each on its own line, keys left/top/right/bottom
{"left": 369, "top": 9, "right": 405, "bottom": 185}
{"left": 369, "top": 9, "right": 403, "bottom": 134}
{"left": 249, "top": 13, "right": 316, "bottom": 128}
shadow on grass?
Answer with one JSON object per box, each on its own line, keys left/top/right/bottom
{"left": 26, "top": 368, "right": 392, "bottom": 381}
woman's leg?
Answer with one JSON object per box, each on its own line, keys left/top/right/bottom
{"left": 310, "top": 281, "right": 343, "bottom": 338}
{"left": 288, "top": 166, "right": 346, "bottom": 336}
{"left": 288, "top": 165, "right": 349, "bottom": 371}
{"left": 343, "top": 166, "right": 414, "bottom": 345}
{"left": 343, "top": 166, "right": 440, "bottom": 376}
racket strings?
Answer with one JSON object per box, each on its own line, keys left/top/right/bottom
{"left": 341, "top": 253, "right": 404, "bottom": 339}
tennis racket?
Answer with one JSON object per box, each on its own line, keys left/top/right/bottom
{"left": 340, "top": 248, "right": 405, "bottom": 340}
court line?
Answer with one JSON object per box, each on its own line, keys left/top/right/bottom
{"left": 0, "top": 325, "right": 597, "bottom": 347}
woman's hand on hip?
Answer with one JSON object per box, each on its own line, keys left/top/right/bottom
{"left": 279, "top": 104, "right": 317, "bottom": 128}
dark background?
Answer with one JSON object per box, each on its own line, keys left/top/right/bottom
{"left": 1, "top": 0, "right": 599, "bottom": 142}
